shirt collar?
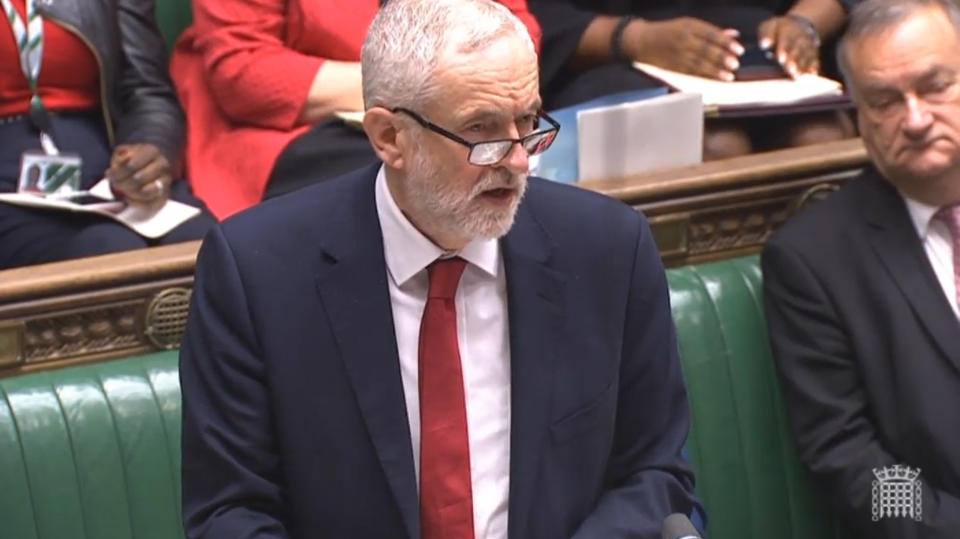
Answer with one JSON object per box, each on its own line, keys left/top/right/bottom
{"left": 900, "top": 192, "right": 942, "bottom": 239}
{"left": 375, "top": 165, "right": 500, "bottom": 287}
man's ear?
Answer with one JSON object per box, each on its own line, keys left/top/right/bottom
{"left": 363, "top": 108, "right": 406, "bottom": 169}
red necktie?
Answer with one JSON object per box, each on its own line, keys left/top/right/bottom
{"left": 936, "top": 204, "right": 960, "bottom": 309}
{"left": 418, "top": 257, "right": 475, "bottom": 539}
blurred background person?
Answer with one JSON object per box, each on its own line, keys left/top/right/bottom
{"left": 528, "top": 0, "right": 857, "bottom": 159}
{"left": 171, "top": 0, "right": 541, "bottom": 219}
{"left": 0, "top": 0, "right": 214, "bottom": 270}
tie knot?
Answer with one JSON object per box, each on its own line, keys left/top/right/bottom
{"left": 427, "top": 257, "right": 467, "bottom": 300}
{"left": 935, "top": 203, "right": 960, "bottom": 239}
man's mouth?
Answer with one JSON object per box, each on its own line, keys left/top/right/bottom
{"left": 900, "top": 136, "right": 946, "bottom": 154}
{"left": 482, "top": 187, "right": 514, "bottom": 199}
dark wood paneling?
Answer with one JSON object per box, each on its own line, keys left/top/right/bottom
{"left": 0, "top": 241, "right": 199, "bottom": 375}
{"left": 0, "top": 138, "right": 871, "bottom": 372}
{"left": 583, "top": 138, "right": 867, "bottom": 266}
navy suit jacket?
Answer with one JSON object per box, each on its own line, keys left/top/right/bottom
{"left": 180, "top": 164, "right": 699, "bottom": 538}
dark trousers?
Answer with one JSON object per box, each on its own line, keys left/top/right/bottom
{"left": 0, "top": 111, "right": 215, "bottom": 270}
{"left": 266, "top": 119, "right": 379, "bottom": 199}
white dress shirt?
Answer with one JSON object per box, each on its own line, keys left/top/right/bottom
{"left": 902, "top": 195, "right": 959, "bottom": 319}
{"left": 375, "top": 166, "right": 512, "bottom": 538}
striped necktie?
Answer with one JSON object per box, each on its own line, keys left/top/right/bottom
{"left": 935, "top": 203, "right": 960, "bottom": 310}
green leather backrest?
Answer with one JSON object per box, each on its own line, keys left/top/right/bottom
{"left": 0, "top": 256, "right": 853, "bottom": 538}
{"left": 155, "top": 0, "right": 193, "bottom": 52}
{"left": 0, "top": 352, "right": 184, "bottom": 539}
{"left": 668, "top": 256, "right": 851, "bottom": 539}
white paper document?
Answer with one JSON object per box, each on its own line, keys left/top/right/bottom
{"left": 334, "top": 110, "right": 365, "bottom": 129}
{"left": 0, "top": 179, "right": 201, "bottom": 239}
{"left": 576, "top": 92, "right": 703, "bottom": 182}
{"left": 634, "top": 62, "right": 843, "bottom": 108}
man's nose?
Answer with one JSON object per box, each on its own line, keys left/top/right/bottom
{"left": 500, "top": 139, "right": 529, "bottom": 175}
{"left": 902, "top": 95, "right": 934, "bottom": 138}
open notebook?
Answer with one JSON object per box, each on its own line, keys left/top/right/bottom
{"left": 634, "top": 62, "right": 847, "bottom": 116}
{"left": 0, "top": 179, "right": 200, "bottom": 238}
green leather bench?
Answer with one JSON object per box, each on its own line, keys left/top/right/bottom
{"left": 0, "top": 353, "right": 182, "bottom": 539}
{"left": 0, "top": 256, "right": 852, "bottom": 538}
{"left": 668, "top": 257, "right": 850, "bottom": 539}
{"left": 155, "top": 0, "right": 192, "bottom": 53}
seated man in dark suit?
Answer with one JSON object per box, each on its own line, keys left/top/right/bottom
{"left": 764, "top": 0, "right": 960, "bottom": 536}
{"left": 178, "top": 0, "right": 701, "bottom": 537}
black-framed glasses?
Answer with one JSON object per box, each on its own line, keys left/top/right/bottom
{"left": 392, "top": 107, "right": 560, "bottom": 165}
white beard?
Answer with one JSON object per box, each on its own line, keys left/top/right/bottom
{"left": 403, "top": 149, "right": 528, "bottom": 242}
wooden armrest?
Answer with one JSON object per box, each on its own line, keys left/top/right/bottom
{"left": 0, "top": 139, "right": 872, "bottom": 371}
{"left": 0, "top": 240, "right": 201, "bottom": 304}
{"left": 0, "top": 241, "right": 202, "bottom": 376}
{"left": 581, "top": 139, "right": 869, "bottom": 266}
{"left": 581, "top": 138, "right": 867, "bottom": 204}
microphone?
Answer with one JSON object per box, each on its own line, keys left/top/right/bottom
{"left": 661, "top": 513, "right": 702, "bottom": 539}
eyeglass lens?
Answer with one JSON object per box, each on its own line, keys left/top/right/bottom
{"left": 468, "top": 130, "right": 558, "bottom": 165}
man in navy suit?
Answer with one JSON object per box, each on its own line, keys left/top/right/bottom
{"left": 179, "top": 0, "right": 699, "bottom": 537}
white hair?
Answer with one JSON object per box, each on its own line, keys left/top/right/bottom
{"left": 361, "top": 0, "right": 535, "bottom": 111}
{"left": 837, "top": 0, "right": 960, "bottom": 90}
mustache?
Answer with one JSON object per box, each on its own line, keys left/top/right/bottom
{"left": 470, "top": 169, "right": 526, "bottom": 197}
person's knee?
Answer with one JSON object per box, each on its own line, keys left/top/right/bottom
{"left": 704, "top": 123, "right": 753, "bottom": 160}
{"left": 782, "top": 112, "right": 856, "bottom": 148}
{"left": 161, "top": 213, "right": 216, "bottom": 245}
{"left": 66, "top": 223, "right": 147, "bottom": 258}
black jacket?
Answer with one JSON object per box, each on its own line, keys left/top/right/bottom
{"left": 35, "top": 0, "right": 184, "bottom": 168}
{"left": 763, "top": 169, "right": 960, "bottom": 538}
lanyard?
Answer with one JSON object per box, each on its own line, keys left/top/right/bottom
{"left": 2, "top": 0, "right": 43, "bottom": 93}
{"left": 1, "top": 0, "right": 58, "bottom": 153}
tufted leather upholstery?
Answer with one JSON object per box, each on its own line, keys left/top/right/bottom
{"left": 0, "top": 353, "right": 184, "bottom": 539}
{"left": 0, "top": 256, "right": 853, "bottom": 538}
{"left": 155, "top": 0, "right": 192, "bottom": 52}
{"left": 669, "top": 256, "right": 851, "bottom": 539}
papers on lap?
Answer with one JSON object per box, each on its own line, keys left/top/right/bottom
{"left": 0, "top": 179, "right": 201, "bottom": 238}
{"left": 634, "top": 62, "right": 845, "bottom": 113}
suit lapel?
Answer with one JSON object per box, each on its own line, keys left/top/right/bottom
{"left": 502, "top": 199, "right": 566, "bottom": 539}
{"left": 860, "top": 170, "right": 960, "bottom": 371}
{"left": 312, "top": 169, "right": 419, "bottom": 539}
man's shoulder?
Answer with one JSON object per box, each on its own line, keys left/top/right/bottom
{"left": 524, "top": 177, "right": 644, "bottom": 237}
{"left": 765, "top": 171, "right": 877, "bottom": 258}
{"left": 219, "top": 165, "right": 378, "bottom": 247}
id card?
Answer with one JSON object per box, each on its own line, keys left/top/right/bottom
{"left": 17, "top": 150, "right": 83, "bottom": 195}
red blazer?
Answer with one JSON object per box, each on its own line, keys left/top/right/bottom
{"left": 171, "top": 0, "right": 541, "bottom": 219}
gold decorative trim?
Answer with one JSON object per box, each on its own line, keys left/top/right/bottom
{"left": 144, "top": 287, "right": 192, "bottom": 350}
{"left": 649, "top": 214, "right": 691, "bottom": 260}
{"left": 0, "top": 322, "right": 25, "bottom": 368}
{"left": 791, "top": 182, "right": 841, "bottom": 214}
{"left": 638, "top": 179, "right": 848, "bottom": 266}
{"left": 686, "top": 201, "right": 787, "bottom": 256}
{"left": 21, "top": 303, "right": 142, "bottom": 364}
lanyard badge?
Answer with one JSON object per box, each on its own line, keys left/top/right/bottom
{"left": 2, "top": 0, "right": 82, "bottom": 194}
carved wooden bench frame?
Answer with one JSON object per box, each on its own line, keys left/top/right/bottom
{"left": 0, "top": 139, "right": 868, "bottom": 375}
